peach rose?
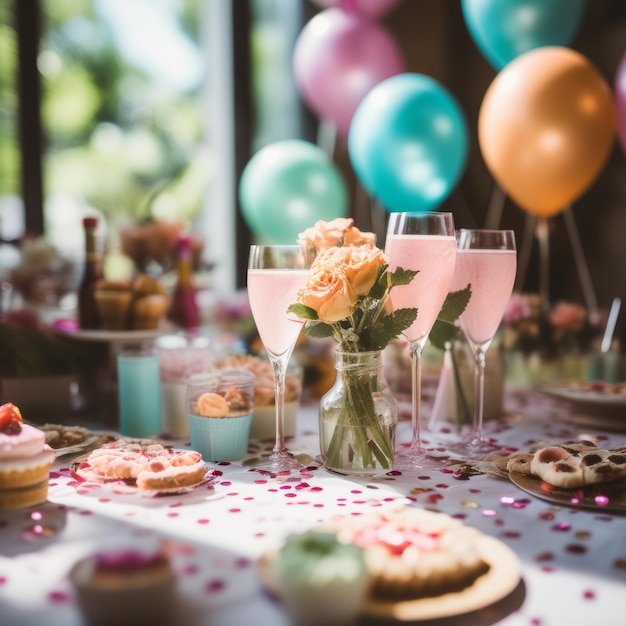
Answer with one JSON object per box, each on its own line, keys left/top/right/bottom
{"left": 297, "top": 263, "right": 356, "bottom": 323}
{"left": 315, "top": 245, "right": 387, "bottom": 296}
{"left": 298, "top": 218, "right": 376, "bottom": 253}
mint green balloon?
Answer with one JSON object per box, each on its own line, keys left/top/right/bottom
{"left": 239, "top": 140, "right": 348, "bottom": 243}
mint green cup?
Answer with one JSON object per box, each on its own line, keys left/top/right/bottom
{"left": 187, "top": 412, "right": 253, "bottom": 461}
{"left": 186, "top": 370, "right": 255, "bottom": 462}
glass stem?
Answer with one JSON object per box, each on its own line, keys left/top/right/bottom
{"left": 269, "top": 353, "right": 288, "bottom": 456}
{"left": 410, "top": 341, "right": 422, "bottom": 451}
{"left": 472, "top": 348, "right": 486, "bottom": 443}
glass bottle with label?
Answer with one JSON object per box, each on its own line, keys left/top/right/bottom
{"left": 168, "top": 234, "right": 199, "bottom": 330}
{"left": 77, "top": 216, "right": 103, "bottom": 329}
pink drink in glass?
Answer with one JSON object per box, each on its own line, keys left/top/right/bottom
{"left": 247, "top": 269, "right": 309, "bottom": 356}
{"left": 450, "top": 249, "right": 517, "bottom": 349}
{"left": 385, "top": 234, "right": 457, "bottom": 343}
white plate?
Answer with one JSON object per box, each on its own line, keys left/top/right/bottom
{"left": 55, "top": 327, "right": 165, "bottom": 343}
{"left": 510, "top": 471, "right": 626, "bottom": 514}
{"left": 540, "top": 384, "right": 626, "bottom": 407}
{"left": 258, "top": 534, "right": 521, "bottom": 622}
{"left": 539, "top": 384, "right": 626, "bottom": 431}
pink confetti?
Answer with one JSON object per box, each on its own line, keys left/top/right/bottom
{"left": 48, "top": 591, "right": 70, "bottom": 603}
{"left": 565, "top": 544, "right": 587, "bottom": 555}
{"left": 205, "top": 579, "right": 225, "bottom": 594}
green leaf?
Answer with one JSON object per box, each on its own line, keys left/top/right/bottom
{"left": 304, "top": 320, "right": 334, "bottom": 339}
{"left": 389, "top": 266, "right": 419, "bottom": 287}
{"left": 438, "top": 286, "right": 471, "bottom": 323}
{"left": 429, "top": 319, "right": 462, "bottom": 351}
{"left": 288, "top": 303, "right": 318, "bottom": 320}
{"left": 428, "top": 286, "right": 470, "bottom": 351}
{"left": 367, "top": 265, "right": 389, "bottom": 300}
{"left": 368, "top": 308, "right": 417, "bottom": 350}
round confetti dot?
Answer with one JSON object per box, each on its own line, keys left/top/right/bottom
{"left": 565, "top": 543, "right": 587, "bottom": 555}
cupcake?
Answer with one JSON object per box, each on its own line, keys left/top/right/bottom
{"left": 132, "top": 293, "right": 169, "bottom": 330}
{"left": 94, "top": 279, "right": 133, "bottom": 330}
{"left": 273, "top": 530, "right": 370, "bottom": 626}
{"left": 70, "top": 541, "right": 176, "bottom": 626}
{"left": 0, "top": 403, "right": 55, "bottom": 509}
{"left": 186, "top": 370, "right": 255, "bottom": 461}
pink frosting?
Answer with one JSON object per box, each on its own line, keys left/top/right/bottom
{"left": 0, "top": 423, "right": 46, "bottom": 459}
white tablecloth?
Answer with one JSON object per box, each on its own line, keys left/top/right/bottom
{"left": 1, "top": 390, "right": 626, "bottom": 626}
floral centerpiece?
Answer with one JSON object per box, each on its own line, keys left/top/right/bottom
{"left": 0, "top": 308, "right": 93, "bottom": 415}
{"left": 501, "top": 293, "right": 599, "bottom": 386}
{"left": 502, "top": 293, "right": 596, "bottom": 357}
{"left": 0, "top": 309, "right": 80, "bottom": 378}
{"left": 289, "top": 218, "right": 467, "bottom": 474}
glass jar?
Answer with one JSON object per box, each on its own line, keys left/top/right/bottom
{"left": 319, "top": 350, "right": 398, "bottom": 476}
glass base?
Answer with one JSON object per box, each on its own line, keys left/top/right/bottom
{"left": 242, "top": 450, "right": 314, "bottom": 475}
{"left": 447, "top": 437, "right": 500, "bottom": 463}
{"left": 392, "top": 441, "right": 452, "bottom": 473}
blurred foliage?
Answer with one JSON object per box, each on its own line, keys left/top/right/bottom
{"left": 1, "top": 0, "right": 210, "bottom": 237}
{"left": 0, "top": 2, "right": 19, "bottom": 197}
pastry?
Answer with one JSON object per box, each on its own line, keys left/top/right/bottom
{"left": 72, "top": 439, "right": 208, "bottom": 492}
{"left": 322, "top": 507, "right": 489, "bottom": 600}
{"left": 506, "top": 441, "right": 626, "bottom": 488}
{"left": 0, "top": 403, "right": 55, "bottom": 509}
{"left": 94, "top": 279, "right": 133, "bottom": 330}
{"left": 273, "top": 530, "right": 370, "bottom": 626}
{"left": 131, "top": 293, "right": 169, "bottom": 330}
{"left": 70, "top": 541, "right": 176, "bottom": 626}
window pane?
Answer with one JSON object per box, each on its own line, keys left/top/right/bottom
{"left": 39, "top": 0, "right": 209, "bottom": 260}
{"left": 0, "top": 1, "right": 22, "bottom": 241}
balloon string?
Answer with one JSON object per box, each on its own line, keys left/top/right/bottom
{"left": 562, "top": 206, "right": 600, "bottom": 324}
{"left": 536, "top": 217, "right": 550, "bottom": 312}
{"left": 514, "top": 212, "right": 536, "bottom": 293}
{"left": 483, "top": 183, "right": 506, "bottom": 229}
{"left": 316, "top": 119, "right": 337, "bottom": 161}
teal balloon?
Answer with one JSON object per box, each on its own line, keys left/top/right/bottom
{"left": 348, "top": 73, "right": 468, "bottom": 214}
{"left": 239, "top": 140, "right": 348, "bottom": 243}
{"left": 461, "top": 0, "right": 585, "bottom": 70}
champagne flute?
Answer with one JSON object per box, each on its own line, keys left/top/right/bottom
{"left": 450, "top": 229, "right": 517, "bottom": 459}
{"left": 246, "top": 245, "right": 310, "bottom": 472}
{"left": 384, "top": 212, "right": 457, "bottom": 470}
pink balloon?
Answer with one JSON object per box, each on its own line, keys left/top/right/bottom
{"left": 615, "top": 51, "right": 626, "bottom": 154}
{"left": 310, "top": 0, "right": 404, "bottom": 19}
{"left": 293, "top": 9, "right": 405, "bottom": 136}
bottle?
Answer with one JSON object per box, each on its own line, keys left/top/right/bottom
{"left": 168, "top": 234, "right": 200, "bottom": 330}
{"left": 78, "top": 216, "right": 103, "bottom": 329}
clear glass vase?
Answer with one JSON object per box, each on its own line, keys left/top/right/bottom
{"left": 319, "top": 350, "right": 398, "bottom": 476}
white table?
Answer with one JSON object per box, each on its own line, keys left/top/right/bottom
{"left": 1, "top": 390, "right": 626, "bottom": 626}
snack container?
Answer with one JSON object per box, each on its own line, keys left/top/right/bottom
{"left": 186, "top": 369, "right": 255, "bottom": 461}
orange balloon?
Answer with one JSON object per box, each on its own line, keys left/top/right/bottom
{"left": 478, "top": 46, "right": 616, "bottom": 218}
